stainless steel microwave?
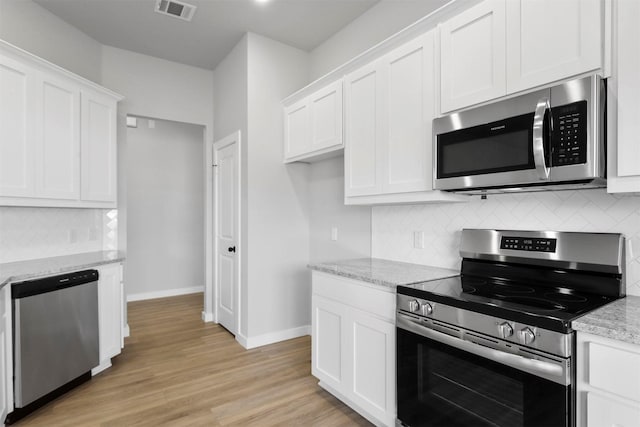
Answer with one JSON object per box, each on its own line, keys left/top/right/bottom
{"left": 433, "top": 75, "right": 606, "bottom": 194}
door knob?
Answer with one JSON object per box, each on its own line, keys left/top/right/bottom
{"left": 228, "top": 246, "right": 236, "bottom": 253}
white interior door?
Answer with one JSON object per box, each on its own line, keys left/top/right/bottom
{"left": 213, "top": 131, "right": 240, "bottom": 335}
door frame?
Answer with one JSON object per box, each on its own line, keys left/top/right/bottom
{"left": 208, "top": 130, "right": 242, "bottom": 334}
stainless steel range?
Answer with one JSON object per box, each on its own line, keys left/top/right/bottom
{"left": 396, "top": 229, "right": 625, "bottom": 427}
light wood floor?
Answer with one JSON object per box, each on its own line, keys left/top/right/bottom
{"left": 15, "top": 293, "right": 370, "bottom": 426}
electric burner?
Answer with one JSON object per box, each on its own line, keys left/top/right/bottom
{"left": 544, "top": 291, "right": 589, "bottom": 303}
{"left": 492, "top": 283, "right": 535, "bottom": 294}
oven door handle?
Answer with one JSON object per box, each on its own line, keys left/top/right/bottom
{"left": 397, "top": 313, "right": 570, "bottom": 386}
{"left": 532, "top": 96, "right": 551, "bottom": 181}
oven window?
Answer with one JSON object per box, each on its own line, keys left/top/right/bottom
{"left": 397, "top": 328, "right": 569, "bottom": 427}
{"left": 437, "top": 113, "right": 535, "bottom": 179}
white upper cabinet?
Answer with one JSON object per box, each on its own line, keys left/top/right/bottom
{"left": 440, "top": 0, "right": 605, "bottom": 114}
{"left": 0, "top": 41, "right": 122, "bottom": 208}
{"left": 36, "top": 75, "right": 81, "bottom": 200}
{"left": 81, "top": 90, "right": 117, "bottom": 202}
{"left": 607, "top": 0, "right": 640, "bottom": 193}
{"left": 344, "top": 61, "right": 382, "bottom": 197}
{"left": 344, "top": 32, "right": 465, "bottom": 205}
{"left": 283, "top": 79, "right": 343, "bottom": 163}
{"left": 0, "top": 54, "right": 36, "bottom": 198}
{"left": 440, "top": 0, "right": 506, "bottom": 113}
{"left": 383, "top": 34, "right": 433, "bottom": 194}
{"left": 506, "top": 0, "right": 602, "bottom": 94}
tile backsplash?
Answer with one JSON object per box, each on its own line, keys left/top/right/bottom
{"left": 0, "top": 207, "right": 113, "bottom": 263}
{"left": 372, "top": 189, "right": 640, "bottom": 296}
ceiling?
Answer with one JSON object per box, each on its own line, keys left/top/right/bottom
{"left": 34, "top": 0, "right": 381, "bottom": 70}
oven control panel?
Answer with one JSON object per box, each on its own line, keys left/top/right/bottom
{"left": 500, "top": 236, "right": 557, "bottom": 252}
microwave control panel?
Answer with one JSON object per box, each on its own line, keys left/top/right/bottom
{"left": 551, "top": 101, "right": 587, "bottom": 166}
{"left": 500, "top": 237, "right": 557, "bottom": 253}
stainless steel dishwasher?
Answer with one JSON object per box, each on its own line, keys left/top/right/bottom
{"left": 9, "top": 269, "right": 99, "bottom": 422}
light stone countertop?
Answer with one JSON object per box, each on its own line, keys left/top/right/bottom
{"left": 308, "top": 258, "right": 459, "bottom": 289}
{"left": 0, "top": 251, "right": 125, "bottom": 288}
{"left": 572, "top": 296, "right": 640, "bottom": 346}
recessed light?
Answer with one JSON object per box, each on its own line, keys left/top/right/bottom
{"left": 255, "top": 0, "right": 270, "bottom": 4}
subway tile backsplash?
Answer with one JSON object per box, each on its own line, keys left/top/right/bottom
{"left": 0, "top": 207, "right": 110, "bottom": 263}
{"left": 372, "top": 189, "right": 640, "bottom": 296}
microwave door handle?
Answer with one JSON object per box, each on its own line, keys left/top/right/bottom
{"left": 533, "top": 97, "right": 551, "bottom": 180}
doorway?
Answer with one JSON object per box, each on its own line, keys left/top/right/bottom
{"left": 125, "top": 116, "right": 206, "bottom": 301}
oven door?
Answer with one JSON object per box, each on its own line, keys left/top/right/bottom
{"left": 397, "top": 315, "right": 571, "bottom": 427}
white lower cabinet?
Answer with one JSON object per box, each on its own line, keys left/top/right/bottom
{"left": 577, "top": 332, "right": 640, "bottom": 427}
{"left": 93, "top": 263, "right": 124, "bottom": 374}
{"left": 311, "top": 271, "right": 396, "bottom": 427}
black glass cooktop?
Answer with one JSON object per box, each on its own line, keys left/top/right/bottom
{"left": 398, "top": 274, "right": 618, "bottom": 333}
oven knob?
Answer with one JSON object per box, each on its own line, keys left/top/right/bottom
{"left": 421, "top": 302, "right": 433, "bottom": 316}
{"left": 498, "top": 322, "right": 513, "bottom": 338}
{"left": 519, "top": 327, "right": 536, "bottom": 345}
{"left": 408, "top": 300, "right": 421, "bottom": 313}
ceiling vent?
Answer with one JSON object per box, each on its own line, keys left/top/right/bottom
{"left": 155, "top": 0, "right": 197, "bottom": 22}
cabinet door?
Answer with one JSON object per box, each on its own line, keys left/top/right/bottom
{"left": 608, "top": 0, "right": 640, "bottom": 193}
{"left": 97, "top": 264, "right": 123, "bottom": 362}
{"left": 35, "top": 75, "right": 80, "bottom": 200}
{"left": 345, "top": 60, "right": 383, "bottom": 197}
{"left": 81, "top": 90, "right": 117, "bottom": 202}
{"left": 382, "top": 32, "right": 434, "bottom": 194}
{"left": 506, "top": 0, "right": 601, "bottom": 94}
{"left": 586, "top": 392, "right": 640, "bottom": 427}
{"left": 310, "top": 80, "right": 343, "bottom": 153}
{"left": 312, "top": 296, "right": 348, "bottom": 392}
{"left": 0, "top": 286, "right": 8, "bottom": 423}
{"left": 348, "top": 310, "right": 396, "bottom": 425}
{"left": 0, "top": 54, "right": 36, "bottom": 198}
{"left": 283, "top": 99, "right": 310, "bottom": 160}
{"left": 440, "top": 0, "right": 506, "bottom": 113}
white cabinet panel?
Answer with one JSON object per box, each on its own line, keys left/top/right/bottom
{"left": 312, "top": 296, "right": 346, "bottom": 392}
{"left": 608, "top": 0, "right": 640, "bottom": 192}
{"left": 588, "top": 342, "right": 640, "bottom": 401}
{"left": 0, "top": 55, "right": 36, "bottom": 198}
{"left": 506, "top": 0, "right": 601, "bottom": 93}
{"left": 440, "top": 0, "right": 506, "bottom": 113}
{"left": 283, "top": 99, "right": 310, "bottom": 159}
{"left": 283, "top": 79, "right": 343, "bottom": 163}
{"left": 310, "top": 80, "right": 343, "bottom": 153}
{"left": 312, "top": 272, "right": 396, "bottom": 426}
{"left": 36, "top": 76, "right": 80, "bottom": 200}
{"left": 81, "top": 90, "right": 117, "bottom": 202}
{"left": 0, "top": 286, "right": 10, "bottom": 423}
{"left": 97, "top": 263, "right": 123, "bottom": 364}
{"left": 587, "top": 392, "right": 640, "bottom": 427}
{"left": 349, "top": 310, "right": 395, "bottom": 423}
{"left": 383, "top": 33, "right": 432, "bottom": 193}
{"left": 345, "top": 62, "right": 382, "bottom": 197}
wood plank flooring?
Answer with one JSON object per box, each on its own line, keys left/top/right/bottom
{"left": 15, "top": 293, "right": 370, "bottom": 426}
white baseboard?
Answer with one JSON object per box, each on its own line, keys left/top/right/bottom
{"left": 126, "top": 286, "right": 204, "bottom": 302}
{"left": 237, "top": 325, "right": 310, "bottom": 350}
{"left": 91, "top": 360, "right": 112, "bottom": 376}
{"left": 201, "top": 311, "right": 214, "bottom": 322}
{"left": 123, "top": 324, "right": 130, "bottom": 338}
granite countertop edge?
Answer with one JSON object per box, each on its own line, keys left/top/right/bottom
{"left": 572, "top": 295, "right": 640, "bottom": 346}
{"left": 308, "top": 258, "right": 459, "bottom": 290}
{"left": 0, "top": 250, "right": 126, "bottom": 289}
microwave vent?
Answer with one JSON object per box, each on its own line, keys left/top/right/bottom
{"left": 155, "top": 0, "right": 196, "bottom": 21}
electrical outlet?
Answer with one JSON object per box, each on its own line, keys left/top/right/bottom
{"left": 413, "top": 231, "right": 424, "bottom": 249}
{"left": 331, "top": 227, "right": 338, "bottom": 241}
{"left": 68, "top": 229, "right": 78, "bottom": 243}
{"left": 89, "top": 228, "right": 98, "bottom": 241}
{"left": 148, "top": 119, "right": 155, "bottom": 129}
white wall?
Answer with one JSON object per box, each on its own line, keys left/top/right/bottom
{"left": 245, "top": 33, "right": 310, "bottom": 340}
{"left": 309, "top": 0, "right": 448, "bottom": 79}
{"left": 0, "top": 0, "right": 102, "bottom": 82}
{"left": 212, "top": 35, "right": 249, "bottom": 333}
{"left": 125, "top": 117, "right": 205, "bottom": 299}
{"left": 309, "top": 157, "right": 371, "bottom": 263}
{"left": 372, "top": 190, "right": 640, "bottom": 295}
